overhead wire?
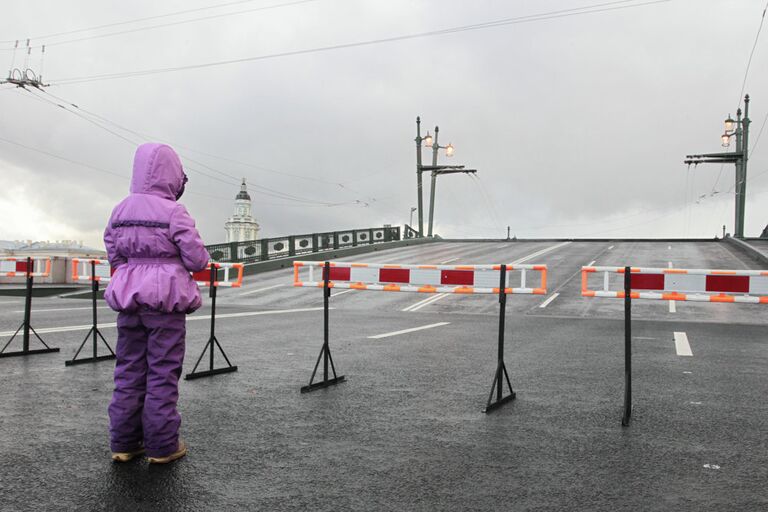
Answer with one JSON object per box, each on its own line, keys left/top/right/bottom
{"left": 0, "top": 0, "right": 319, "bottom": 47}
{"left": 22, "top": 87, "right": 370, "bottom": 206}
{"left": 49, "top": 0, "right": 671, "bottom": 86}
{"left": 736, "top": 0, "right": 768, "bottom": 108}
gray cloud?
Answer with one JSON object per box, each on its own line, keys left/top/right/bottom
{"left": 1, "top": 0, "right": 767, "bottom": 248}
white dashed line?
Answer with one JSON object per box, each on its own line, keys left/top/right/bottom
{"left": 404, "top": 293, "right": 449, "bottom": 312}
{"left": 332, "top": 289, "right": 355, "bottom": 297}
{"left": 236, "top": 284, "right": 283, "bottom": 297}
{"left": 0, "top": 307, "right": 329, "bottom": 337}
{"left": 512, "top": 241, "right": 571, "bottom": 264}
{"left": 13, "top": 306, "right": 113, "bottom": 314}
{"left": 608, "top": 245, "right": 614, "bottom": 250}
{"left": 539, "top": 293, "right": 560, "bottom": 308}
{"left": 587, "top": 260, "right": 596, "bottom": 267}
{"left": 674, "top": 331, "right": 693, "bottom": 356}
{"left": 439, "top": 257, "right": 459, "bottom": 264}
{"left": 368, "top": 322, "right": 450, "bottom": 339}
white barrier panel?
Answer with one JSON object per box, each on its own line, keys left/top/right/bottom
{"left": 1, "top": 257, "right": 51, "bottom": 278}
{"left": 72, "top": 258, "right": 112, "bottom": 282}
{"left": 72, "top": 260, "right": 244, "bottom": 288}
{"left": 293, "top": 261, "right": 548, "bottom": 295}
{"left": 581, "top": 265, "right": 768, "bottom": 304}
{"left": 193, "top": 262, "right": 244, "bottom": 288}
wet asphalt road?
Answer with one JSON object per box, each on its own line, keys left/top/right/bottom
{"left": 1, "top": 240, "right": 766, "bottom": 511}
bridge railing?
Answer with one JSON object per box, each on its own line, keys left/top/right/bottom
{"left": 205, "top": 225, "right": 401, "bottom": 263}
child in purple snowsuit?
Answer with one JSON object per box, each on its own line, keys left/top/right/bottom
{"left": 104, "top": 143, "right": 210, "bottom": 463}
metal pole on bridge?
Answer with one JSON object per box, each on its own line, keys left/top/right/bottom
{"left": 0, "top": 257, "right": 59, "bottom": 358}
{"left": 622, "top": 266, "right": 632, "bottom": 427}
{"left": 301, "top": 261, "right": 346, "bottom": 392}
{"left": 484, "top": 264, "right": 516, "bottom": 413}
{"left": 415, "top": 117, "right": 425, "bottom": 237}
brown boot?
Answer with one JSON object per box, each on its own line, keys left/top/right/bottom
{"left": 111, "top": 447, "right": 145, "bottom": 463}
{"left": 147, "top": 440, "right": 187, "bottom": 464}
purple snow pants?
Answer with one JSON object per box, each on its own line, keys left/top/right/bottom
{"left": 108, "top": 311, "right": 186, "bottom": 458}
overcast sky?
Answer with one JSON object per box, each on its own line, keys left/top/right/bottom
{"left": 1, "top": 0, "right": 767, "bottom": 248}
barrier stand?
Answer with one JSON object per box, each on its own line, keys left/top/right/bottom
{"left": 300, "top": 261, "right": 346, "bottom": 393}
{"left": 66, "top": 259, "right": 116, "bottom": 366}
{"left": 484, "top": 264, "right": 516, "bottom": 413}
{"left": 185, "top": 263, "right": 239, "bottom": 380}
{"left": 622, "top": 266, "right": 632, "bottom": 426}
{"left": 582, "top": 263, "right": 768, "bottom": 426}
{"left": 0, "top": 257, "right": 60, "bottom": 358}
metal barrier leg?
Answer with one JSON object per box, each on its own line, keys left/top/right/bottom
{"left": 0, "top": 262, "right": 59, "bottom": 358}
{"left": 66, "top": 262, "right": 116, "bottom": 366}
{"left": 301, "top": 261, "right": 345, "bottom": 393}
{"left": 186, "top": 266, "right": 238, "bottom": 380}
{"left": 484, "top": 264, "right": 515, "bottom": 413}
{"left": 622, "top": 266, "right": 632, "bottom": 426}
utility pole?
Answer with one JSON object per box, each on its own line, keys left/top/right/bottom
{"left": 415, "top": 117, "right": 425, "bottom": 237}
{"left": 684, "top": 94, "right": 751, "bottom": 238}
{"left": 427, "top": 126, "right": 440, "bottom": 237}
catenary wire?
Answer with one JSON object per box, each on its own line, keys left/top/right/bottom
{"left": 0, "top": 0, "right": 319, "bottom": 46}
{"left": 49, "top": 0, "right": 671, "bottom": 86}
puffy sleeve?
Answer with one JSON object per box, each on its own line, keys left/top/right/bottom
{"left": 169, "top": 204, "right": 210, "bottom": 272}
{"left": 103, "top": 223, "right": 127, "bottom": 270}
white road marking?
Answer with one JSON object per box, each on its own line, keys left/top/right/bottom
{"left": 13, "top": 306, "right": 113, "bottom": 313}
{"left": 674, "top": 331, "right": 693, "bottom": 356}
{"left": 0, "top": 307, "right": 329, "bottom": 337}
{"left": 511, "top": 241, "right": 571, "bottom": 264}
{"left": 236, "top": 284, "right": 283, "bottom": 297}
{"left": 607, "top": 245, "right": 614, "bottom": 250}
{"left": 587, "top": 260, "right": 596, "bottom": 267}
{"left": 332, "top": 289, "right": 355, "bottom": 297}
{"left": 538, "top": 293, "right": 560, "bottom": 308}
{"left": 400, "top": 243, "right": 571, "bottom": 313}
{"left": 402, "top": 294, "right": 440, "bottom": 312}
{"left": 668, "top": 262, "right": 676, "bottom": 313}
{"left": 406, "top": 293, "right": 449, "bottom": 312}
{"left": 683, "top": 371, "right": 692, "bottom": 374}
{"left": 633, "top": 336, "right": 657, "bottom": 340}
{"left": 690, "top": 401, "right": 702, "bottom": 405}
{"left": 368, "top": 322, "right": 450, "bottom": 339}
{"left": 439, "top": 257, "right": 459, "bottom": 264}
{"left": 703, "top": 464, "right": 720, "bottom": 470}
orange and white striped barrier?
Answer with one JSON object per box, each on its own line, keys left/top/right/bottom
{"left": 582, "top": 264, "right": 768, "bottom": 427}
{"left": 1, "top": 257, "right": 51, "bottom": 278}
{"left": 71, "top": 260, "right": 244, "bottom": 288}
{"left": 293, "top": 259, "right": 547, "bottom": 413}
{"left": 293, "top": 261, "right": 547, "bottom": 295}
{"left": 581, "top": 266, "right": 768, "bottom": 304}
{"left": 192, "top": 262, "right": 244, "bottom": 288}
{"left": 72, "top": 258, "right": 112, "bottom": 283}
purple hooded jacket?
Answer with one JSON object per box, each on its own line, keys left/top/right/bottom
{"left": 104, "top": 143, "right": 210, "bottom": 314}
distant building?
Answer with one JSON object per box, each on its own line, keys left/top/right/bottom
{"left": 225, "top": 179, "right": 260, "bottom": 242}
{"left": 0, "top": 240, "right": 106, "bottom": 285}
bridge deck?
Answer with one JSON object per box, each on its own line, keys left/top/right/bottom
{"left": 1, "top": 241, "right": 765, "bottom": 510}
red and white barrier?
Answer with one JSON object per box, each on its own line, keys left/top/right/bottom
{"left": 71, "top": 260, "right": 244, "bottom": 288}
{"left": 71, "top": 258, "right": 112, "bottom": 282}
{"left": 192, "top": 262, "right": 244, "bottom": 288}
{"left": 1, "top": 257, "right": 51, "bottom": 278}
{"left": 293, "top": 261, "right": 548, "bottom": 295}
{"left": 581, "top": 266, "right": 768, "bottom": 304}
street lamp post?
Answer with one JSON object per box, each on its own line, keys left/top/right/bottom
{"left": 427, "top": 126, "right": 456, "bottom": 237}
{"left": 415, "top": 117, "right": 426, "bottom": 237}
{"left": 684, "top": 94, "right": 751, "bottom": 238}
{"left": 409, "top": 206, "right": 417, "bottom": 227}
